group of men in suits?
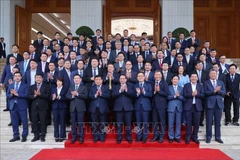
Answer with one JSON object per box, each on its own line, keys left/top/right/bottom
{"left": 0, "top": 29, "right": 239, "bottom": 145}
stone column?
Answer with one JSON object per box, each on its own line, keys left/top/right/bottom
{"left": 161, "top": 0, "right": 193, "bottom": 37}
{"left": 71, "top": 0, "right": 104, "bottom": 36}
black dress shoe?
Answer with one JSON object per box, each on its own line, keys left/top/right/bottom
{"left": 9, "top": 137, "right": 20, "bottom": 142}
{"left": 159, "top": 138, "right": 164, "bottom": 143}
{"left": 117, "top": 140, "right": 122, "bottom": 144}
{"left": 150, "top": 136, "right": 158, "bottom": 142}
{"left": 232, "top": 122, "right": 240, "bottom": 126}
{"left": 40, "top": 137, "right": 46, "bottom": 142}
{"left": 127, "top": 140, "right": 132, "bottom": 144}
{"left": 215, "top": 139, "right": 224, "bottom": 144}
{"left": 70, "top": 139, "right": 76, "bottom": 144}
{"left": 142, "top": 139, "right": 147, "bottom": 144}
{"left": 79, "top": 138, "right": 84, "bottom": 144}
{"left": 206, "top": 139, "right": 211, "bottom": 143}
{"left": 169, "top": 139, "right": 174, "bottom": 143}
{"left": 3, "top": 108, "right": 9, "bottom": 111}
{"left": 100, "top": 139, "right": 105, "bottom": 143}
{"left": 225, "top": 122, "right": 230, "bottom": 126}
{"left": 21, "top": 137, "right": 27, "bottom": 142}
{"left": 55, "top": 139, "right": 59, "bottom": 142}
{"left": 8, "top": 122, "right": 12, "bottom": 126}
{"left": 192, "top": 139, "right": 200, "bottom": 144}
{"left": 175, "top": 139, "right": 181, "bottom": 143}
{"left": 31, "top": 137, "right": 39, "bottom": 142}
{"left": 59, "top": 138, "right": 64, "bottom": 142}
{"left": 185, "top": 140, "right": 190, "bottom": 144}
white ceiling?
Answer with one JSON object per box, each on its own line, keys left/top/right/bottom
{"left": 31, "top": 13, "right": 71, "bottom": 41}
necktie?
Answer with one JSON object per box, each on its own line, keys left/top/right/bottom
{"left": 164, "top": 72, "right": 167, "bottom": 81}
{"left": 159, "top": 59, "right": 162, "bottom": 68}
{"left": 38, "top": 39, "right": 41, "bottom": 44}
{"left": 213, "top": 80, "right": 216, "bottom": 89}
{"left": 140, "top": 83, "right": 143, "bottom": 90}
{"left": 155, "top": 81, "right": 159, "bottom": 87}
{"left": 37, "top": 84, "right": 40, "bottom": 90}
{"left": 231, "top": 75, "right": 234, "bottom": 82}
{"left": 79, "top": 70, "right": 83, "bottom": 77}
{"left": 24, "top": 60, "right": 27, "bottom": 72}
{"left": 198, "top": 71, "right": 202, "bottom": 83}
{"left": 75, "top": 85, "right": 78, "bottom": 90}
{"left": 42, "top": 62, "right": 45, "bottom": 72}
{"left": 174, "top": 86, "right": 177, "bottom": 93}
{"left": 71, "top": 60, "right": 75, "bottom": 65}
{"left": 67, "top": 70, "right": 71, "bottom": 79}
{"left": 15, "top": 83, "right": 19, "bottom": 92}
{"left": 93, "top": 69, "right": 96, "bottom": 77}
{"left": 31, "top": 54, "right": 34, "bottom": 59}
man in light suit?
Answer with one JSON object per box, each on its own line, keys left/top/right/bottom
{"left": 183, "top": 73, "right": 204, "bottom": 144}
{"left": 112, "top": 74, "right": 134, "bottom": 144}
{"left": 7, "top": 72, "right": 28, "bottom": 142}
{"left": 151, "top": 71, "right": 169, "bottom": 143}
{"left": 204, "top": 69, "right": 226, "bottom": 143}
{"left": 88, "top": 76, "right": 110, "bottom": 143}
{"left": 167, "top": 75, "right": 184, "bottom": 143}
{"left": 134, "top": 72, "right": 153, "bottom": 143}
{"left": 66, "top": 74, "right": 88, "bottom": 144}
{"left": 113, "top": 52, "right": 126, "bottom": 73}
{"left": 109, "top": 42, "right": 127, "bottom": 64}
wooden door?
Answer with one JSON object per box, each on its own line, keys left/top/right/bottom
{"left": 103, "top": 5, "right": 111, "bottom": 40}
{"left": 153, "top": 5, "right": 161, "bottom": 48}
{"left": 212, "top": 11, "right": 235, "bottom": 58}
{"left": 15, "top": 5, "right": 31, "bottom": 54}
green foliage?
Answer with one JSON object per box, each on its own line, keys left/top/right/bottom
{"left": 75, "top": 26, "right": 94, "bottom": 37}
{"left": 172, "top": 27, "right": 190, "bottom": 41}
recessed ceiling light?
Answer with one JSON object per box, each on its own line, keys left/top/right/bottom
{"left": 66, "top": 25, "right": 70, "bottom": 29}
{"left": 60, "top": 19, "right": 66, "bottom": 24}
{"left": 53, "top": 13, "right": 59, "bottom": 18}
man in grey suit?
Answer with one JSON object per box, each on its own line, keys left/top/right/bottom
{"left": 109, "top": 42, "right": 127, "bottom": 64}
{"left": 66, "top": 74, "right": 88, "bottom": 144}
{"left": 114, "top": 52, "right": 126, "bottom": 72}
{"left": 167, "top": 75, "right": 184, "bottom": 143}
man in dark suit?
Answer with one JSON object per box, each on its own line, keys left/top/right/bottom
{"left": 174, "top": 41, "right": 184, "bottom": 54}
{"left": 187, "top": 30, "right": 200, "bottom": 50}
{"left": 151, "top": 71, "right": 169, "bottom": 143}
{"left": 59, "top": 60, "right": 72, "bottom": 89}
{"left": 219, "top": 55, "right": 229, "bottom": 74}
{"left": 39, "top": 38, "right": 50, "bottom": 55}
{"left": 183, "top": 73, "right": 204, "bottom": 144}
{"left": 69, "top": 51, "right": 78, "bottom": 71}
{"left": 167, "top": 31, "right": 175, "bottom": 50}
{"left": 171, "top": 53, "right": 187, "bottom": 74}
{"left": 152, "top": 50, "right": 166, "bottom": 71}
{"left": 134, "top": 72, "right": 153, "bottom": 143}
{"left": 212, "top": 63, "right": 226, "bottom": 84}
{"left": 193, "top": 61, "right": 209, "bottom": 85}
{"left": 89, "top": 75, "right": 110, "bottom": 143}
{"left": 0, "top": 37, "right": 6, "bottom": 58}
{"left": 121, "top": 61, "right": 138, "bottom": 85}
{"left": 33, "top": 31, "right": 43, "bottom": 52}
{"left": 50, "top": 32, "right": 64, "bottom": 48}
{"left": 161, "top": 62, "right": 174, "bottom": 85}
{"left": 28, "top": 73, "right": 51, "bottom": 142}
{"left": 178, "top": 33, "right": 187, "bottom": 50}
{"left": 70, "top": 39, "right": 80, "bottom": 55}
{"left": 70, "top": 60, "right": 85, "bottom": 85}
{"left": 109, "top": 42, "right": 127, "bottom": 64}
{"left": 224, "top": 64, "right": 240, "bottom": 126}
{"left": 132, "top": 54, "right": 145, "bottom": 72}
{"left": 66, "top": 74, "right": 88, "bottom": 144}
{"left": 129, "top": 44, "right": 141, "bottom": 65}
{"left": 144, "top": 62, "right": 154, "bottom": 85}
{"left": 102, "top": 64, "right": 119, "bottom": 88}
{"left": 112, "top": 74, "right": 134, "bottom": 144}
{"left": 120, "top": 29, "right": 131, "bottom": 43}
{"left": 19, "top": 51, "right": 31, "bottom": 76}
{"left": 83, "top": 58, "right": 103, "bottom": 88}
{"left": 7, "top": 72, "right": 28, "bottom": 142}
{"left": 113, "top": 52, "right": 126, "bottom": 73}
{"left": 29, "top": 44, "right": 41, "bottom": 62}
{"left": 92, "top": 29, "right": 104, "bottom": 48}
{"left": 183, "top": 47, "right": 195, "bottom": 74}
{"left": 6, "top": 44, "right": 23, "bottom": 64}
{"left": 204, "top": 69, "right": 226, "bottom": 143}
{"left": 161, "top": 42, "right": 171, "bottom": 58}
{"left": 199, "top": 54, "right": 212, "bottom": 73}
{"left": 37, "top": 53, "right": 49, "bottom": 74}
{"left": 207, "top": 49, "right": 220, "bottom": 65}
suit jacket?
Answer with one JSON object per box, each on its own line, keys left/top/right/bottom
{"left": 202, "top": 61, "right": 212, "bottom": 73}
{"left": 129, "top": 53, "right": 141, "bottom": 65}
{"left": 6, "top": 54, "right": 23, "bottom": 64}
{"left": 30, "top": 52, "right": 41, "bottom": 62}
{"left": 51, "top": 87, "right": 68, "bottom": 109}
{"left": 121, "top": 70, "right": 138, "bottom": 84}
{"left": 37, "top": 62, "right": 49, "bottom": 73}
{"left": 66, "top": 84, "right": 88, "bottom": 112}
{"left": 92, "top": 36, "right": 104, "bottom": 48}
{"left": 7, "top": 82, "right": 28, "bottom": 110}
{"left": 152, "top": 59, "right": 166, "bottom": 71}
{"left": 162, "top": 71, "right": 174, "bottom": 85}
{"left": 187, "top": 37, "right": 200, "bottom": 50}
{"left": 102, "top": 71, "right": 120, "bottom": 85}
{"left": 28, "top": 83, "right": 51, "bottom": 110}
{"left": 112, "top": 83, "right": 134, "bottom": 111}
{"left": 144, "top": 71, "right": 155, "bottom": 85}
{"left": 114, "top": 61, "right": 126, "bottom": 72}
{"left": 192, "top": 70, "right": 209, "bottom": 84}
{"left": 183, "top": 83, "right": 204, "bottom": 111}
{"left": 179, "top": 39, "right": 187, "bottom": 50}
{"left": 132, "top": 63, "right": 145, "bottom": 72}
{"left": 23, "top": 70, "right": 43, "bottom": 87}
{"left": 152, "top": 80, "right": 169, "bottom": 109}
{"left": 183, "top": 55, "right": 195, "bottom": 74}
{"left": 43, "top": 70, "right": 59, "bottom": 89}
{"left": 217, "top": 72, "right": 226, "bottom": 85}
{"left": 162, "top": 50, "right": 171, "bottom": 58}
{"left": 219, "top": 63, "right": 229, "bottom": 74}
{"left": 109, "top": 49, "right": 127, "bottom": 64}
{"left": 88, "top": 84, "right": 110, "bottom": 113}
{"left": 59, "top": 69, "right": 71, "bottom": 88}
{"left": 167, "top": 85, "right": 184, "bottom": 112}
{"left": 0, "top": 64, "right": 17, "bottom": 84}
{"left": 18, "top": 60, "right": 31, "bottom": 76}
{"left": 134, "top": 82, "right": 153, "bottom": 111}
{"left": 204, "top": 79, "right": 226, "bottom": 109}
{"left": 82, "top": 67, "right": 103, "bottom": 86}
{"left": 171, "top": 62, "right": 187, "bottom": 74}
{"left": 70, "top": 69, "right": 84, "bottom": 85}
{"left": 33, "top": 39, "right": 43, "bottom": 53}
{"left": 206, "top": 57, "right": 220, "bottom": 65}
{"left": 225, "top": 73, "right": 240, "bottom": 98}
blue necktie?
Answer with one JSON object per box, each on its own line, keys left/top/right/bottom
{"left": 15, "top": 83, "right": 19, "bottom": 92}
{"left": 24, "top": 61, "right": 27, "bottom": 72}
{"left": 93, "top": 69, "right": 96, "bottom": 77}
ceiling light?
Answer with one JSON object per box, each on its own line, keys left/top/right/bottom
{"left": 31, "top": 27, "right": 52, "bottom": 40}
{"left": 60, "top": 19, "right": 66, "bottom": 24}
{"left": 53, "top": 13, "right": 59, "bottom": 18}
{"left": 38, "top": 13, "right": 67, "bottom": 36}
{"left": 66, "top": 25, "right": 70, "bottom": 29}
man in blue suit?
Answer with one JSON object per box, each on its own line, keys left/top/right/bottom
{"left": 18, "top": 51, "right": 30, "bottom": 76}
{"left": 183, "top": 73, "right": 205, "bottom": 144}
{"left": 167, "top": 75, "right": 184, "bottom": 143}
{"left": 7, "top": 72, "right": 28, "bottom": 142}
{"left": 66, "top": 74, "right": 88, "bottom": 144}
{"left": 187, "top": 30, "right": 200, "bottom": 50}
{"left": 89, "top": 75, "right": 110, "bottom": 143}
{"left": 151, "top": 70, "right": 169, "bottom": 143}
{"left": 204, "top": 69, "right": 226, "bottom": 144}
{"left": 112, "top": 74, "right": 134, "bottom": 144}
{"left": 144, "top": 62, "right": 154, "bottom": 85}
{"left": 134, "top": 72, "right": 153, "bottom": 143}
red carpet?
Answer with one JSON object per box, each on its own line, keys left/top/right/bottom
{"left": 65, "top": 125, "right": 199, "bottom": 148}
{"left": 31, "top": 148, "right": 232, "bottom": 160}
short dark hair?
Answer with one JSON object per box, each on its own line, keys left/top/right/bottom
{"left": 229, "top": 64, "right": 237, "bottom": 69}
{"left": 55, "top": 32, "right": 61, "bottom": 36}
{"left": 74, "top": 74, "right": 82, "bottom": 79}
{"left": 37, "top": 31, "right": 43, "bottom": 35}
{"left": 35, "top": 73, "right": 43, "bottom": 78}
{"left": 12, "top": 44, "right": 19, "bottom": 48}
{"left": 14, "top": 71, "right": 22, "bottom": 77}
{"left": 67, "top": 32, "right": 72, "bottom": 36}
{"left": 96, "top": 29, "right": 101, "bottom": 32}
{"left": 94, "top": 75, "right": 102, "bottom": 79}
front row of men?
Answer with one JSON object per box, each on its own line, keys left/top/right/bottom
{"left": 8, "top": 68, "right": 226, "bottom": 144}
